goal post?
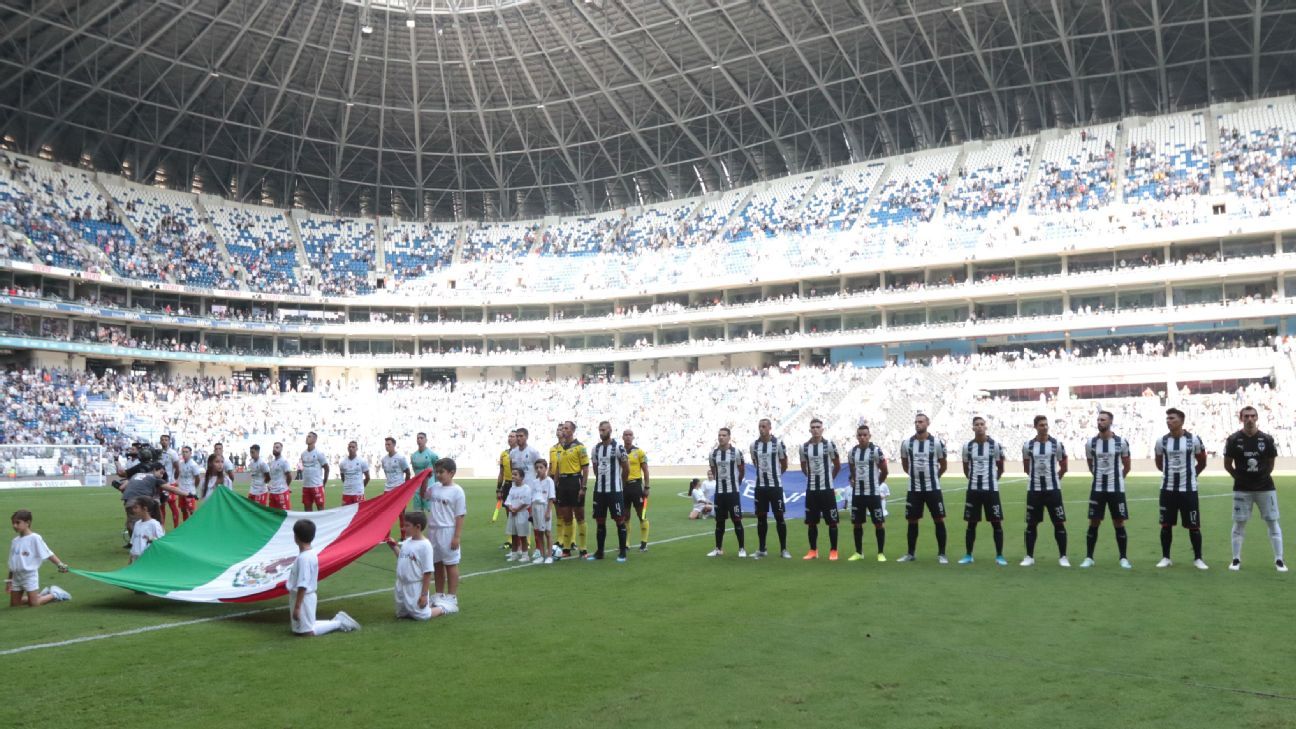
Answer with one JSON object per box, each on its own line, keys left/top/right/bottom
{"left": 0, "top": 444, "right": 106, "bottom": 490}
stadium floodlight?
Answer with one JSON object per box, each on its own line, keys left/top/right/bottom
{"left": 361, "top": 23, "right": 374, "bottom": 34}
{"left": 406, "top": 17, "right": 416, "bottom": 28}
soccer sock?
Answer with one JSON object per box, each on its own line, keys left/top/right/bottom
{"left": 934, "top": 521, "right": 947, "bottom": 555}
{"left": 991, "top": 523, "right": 1004, "bottom": 556}
{"left": 1189, "top": 528, "right": 1203, "bottom": 560}
{"left": 757, "top": 517, "right": 769, "bottom": 551}
{"left": 577, "top": 521, "right": 587, "bottom": 551}
{"left": 640, "top": 518, "right": 649, "bottom": 544}
{"left": 853, "top": 525, "right": 864, "bottom": 554}
{"left": 828, "top": 525, "right": 839, "bottom": 551}
{"left": 1025, "top": 524, "right": 1038, "bottom": 557}
{"left": 1266, "top": 519, "right": 1284, "bottom": 561}
{"left": 965, "top": 523, "right": 977, "bottom": 555}
{"left": 596, "top": 522, "right": 607, "bottom": 554}
{"left": 906, "top": 522, "right": 918, "bottom": 555}
{"left": 715, "top": 520, "right": 725, "bottom": 550}
{"left": 808, "top": 524, "right": 819, "bottom": 551}
{"left": 617, "top": 522, "right": 628, "bottom": 551}
{"left": 1115, "top": 526, "right": 1128, "bottom": 559}
{"left": 1054, "top": 527, "right": 1068, "bottom": 557}
{"left": 776, "top": 520, "right": 788, "bottom": 551}
{"left": 1231, "top": 521, "right": 1246, "bottom": 561}
{"left": 733, "top": 521, "right": 745, "bottom": 550}
{"left": 875, "top": 526, "right": 886, "bottom": 554}
{"left": 1160, "top": 526, "right": 1173, "bottom": 558}
{"left": 1085, "top": 526, "right": 1098, "bottom": 559}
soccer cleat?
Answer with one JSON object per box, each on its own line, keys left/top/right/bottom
{"left": 532, "top": 549, "right": 543, "bottom": 561}
{"left": 48, "top": 585, "right": 71, "bottom": 601}
{"left": 706, "top": 548, "right": 723, "bottom": 557}
{"left": 738, "top": 548, "right": 749, "bottom": 559}
{"left": 579, "top": 550, "right": 589, "bottom": 559}
{"left": 937, "top": 555, "right": 949, "bottom": 565}
{"left": 561, "top": 549, "right": 572, "bottom": 559}
{"left": 499, "top": 542, "right": 510, "bottom": 551}
{"left": 1277, "top": 560, "right": 1289, "bottom": 573}
{"left": 1193, "top": 559, "right": 1209, "bottom": 571}
{"left": 848, "top": 553, "right": 865, "bottom": 562}
{"left": 1156, "top": 558, "right": 1173, "bottom": 568}
{"left": 958, "top": 554, "right": 974, "bottom": 565}
{"left": 1019, "top": 556, "right": 1035, "bottom": 567}
{"left": 516, "top": 554, "right": 530, "bottom": 564}
{"left": 585, "top": 551, "right": 604, "bottom": 561}
{"left": 543, "top": 557, "right": 554, "bottom": 565}
{"left": 755, "top": 550, "right": 768, "bottom": 560}
{"left": 897, "top": 554, "right": 916, "bottom": 563}
{"left": 639, "top": 541, "right": 648, "bottom": 553}
{"left": 335, "top": 611, "right": 361, "bottom": 632}
{"left": 616, "top": 550, "right": 627, "bottom": 563}
{"left": 505, "top": 552, "right": 517, "bottom": 562}
{"left": 994, "top": 555, "right": 1008, "bottom": 566}
{"left": 1119, "top": 558, "right": 1133, "bottom": 569}
{"left": 1058, "top": 556, "right": 1071, "bottom": 568}
{"left": 1228, "top": 559, "right": 1241, "bottom": 571}
{"left": 828, "top": 550, "right": 839, "bottom": 561}
{"left": 1080, "top": 558, "right": 1095, "bottom": 568}
{"left": 877, "top": 553, "right": 888, "bottom": 563}
{"left": 780, "top": 550, "right": 793, "bottom": 559}
{"left": 802, "top": 550, "right": 818, "bottom": 560}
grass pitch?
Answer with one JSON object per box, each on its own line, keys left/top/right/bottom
{"left": 1, "top": 476, "right": 1293, "bottom": 729}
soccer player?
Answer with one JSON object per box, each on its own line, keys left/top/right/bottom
{"left": 427, "top": 458, "right": 466, "bottom": 613}
{"left": 622, "top": 429, "right": 651, "bottom": 552}
{"left": 847, "top": 424, "right": 888, "bottom": 562}
{"left": 1223, "top": 406, "right": 1284, "bottom": 572}
{"left": 551, "top": 422, "right": 590, "bottom": 558}
{"left": 510, "top": 428, "right": 542, "bottom": 484}
{"left": 1154, "top": 408, "right": 1208, "bottom": 570}
{"left": 898, "top": 414, "right": 948, "bottom": 563}
{"left": 246, "top": 444, "right": 271, "bottom": 506}
{"left": 800, "top": 418, "right": 842, "bottom": 560}
{"left": 707, "top": 428, "right": 747, "bottom": 558}
{"left": 175, "top": 446, "right": 204, "bottom": 522}
{"left": 749, "top": 418, "right": 790, "bottom": 559}
{"left": 409, "top": 432, "right": 439, "bottom": 513}
{"left": 288, "top": 519, "right": 359, "bottom": 636}
{"left": 381, "top": 437, "right": 412, "bottom": 492}
{"left": 960, "top": 417, "right": 1006, "bottom": 565}
{"left": 1083, "top": 411, "right": 1132, "bottom": 569}
{"left": 158, "top": 434, "right": 182, "bottom": 527}
{"left": 1021, "top": 415, "right": 1070, "bottom": 567}
{"left": 299, "top": 432, "right": 330, "bottom": 511}
{"left": 267, "top": 442, "right": 294, "bottom": 511}
{"left": 339, "top": 441, "right": 370, "bottom": 506}
{"left": 586, "top": 421, "right": 630, "bottom": 562}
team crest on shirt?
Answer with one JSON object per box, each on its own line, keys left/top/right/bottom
{"left": 231, "top": 556, "right": 296, "bottom": 588}
{"left": 1258, "top": 441, "right": 1266, "bottom": 451}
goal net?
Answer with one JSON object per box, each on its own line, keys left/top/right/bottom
{"left": 0, "top": 444, "right": 106, "bottom": 489}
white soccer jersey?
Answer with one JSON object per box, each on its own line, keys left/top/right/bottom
{"left": 848, "top": 443, "right": 886, "bottom": 496}
{"left": 531, "top": 477, "right": 555, "bottom": 508}
{"left": 800, "top": 440, "right": 838, "bottom": 492}
{"left": 901, "top": 435, "right": 946, "bottom": 492}
{"left": 396, "top": 538, "right": 435, "bottom": 584}
{"left": 1156, "top": 432, "right": 1205, "bottom": 492}
{"left": 339, "top": 456, "right": 369, "bottom": 496}
{"left": 176, "top": 459, "right": 203, "bottom": 495}
{"left": 1086, "top": 434, "right": 1130, "bottom": 493}
{"left": 962, "top": 438, "right": 1004, "bottom": 491}
{"left": 749, "top": 437, "right": 787, "bottom": 489}
{"left": 508, "top": 445, "right": 542, "bottom": 486}
{"left": 425, "top": 482, "right": 467, "bottom": 529}
{"left": 160, "top": 448, "right": 181, "bottom": 483}
{"left": 267, "top": 457, "right": 293, "bottom": 494}
{"left": 381, "top": 453, "right": 411, "bottom": 491}
{"left": 246, "top": 458, "right": 270, "bottom": 495}
{"left": 300, "top": 449, "right": 329, "bottom": 488}
{"left": 1022, "top": 437, "right": 1066, "bottom": 491}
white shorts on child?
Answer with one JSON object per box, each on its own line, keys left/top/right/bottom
{"left": 531, "top": 503, "right": 550, "bottom": 532}
{"left": 8, "top": 570, "right": 37, "bottom": 593}
{"left": 429, "top": 527, "right": 461, "bottom": 566}
{"left": 508, "top": 511, "right": 531, "bottom": 537}
{"left": 290, "top": 592, "right": 318, "bottom": 634}
{"left": 394, "top": 580, "right": 432, "bottom": 620}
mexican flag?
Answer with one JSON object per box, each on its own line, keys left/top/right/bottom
{"left": 75, "top": 471, "right": 429, "bottom": 603}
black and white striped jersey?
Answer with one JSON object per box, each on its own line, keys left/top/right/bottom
{"left": 900, "top": 435, "right": 946, "bottom": 492}
{"left": 1086, "top": 434, "right": 1130, "bottom": 493}
{"left": 1155, "top": 432, "right": 1205, "bottom": 492}
{"left": 848, "top": 443, "right": 886, "bottom": 496}
{"left": 800, "top": 439, "right": 838, "bottom": 492}
{"left": 709, "top": 446, "right": 745, "bottom": 495}
{"left": 591, "top": 440, "right": 627, "bottom": 493}
{"left": 961, "top": 438, "right": 1004, "bottom": 491}
{"left": 749, "top": 437, "right": 787, "bottom": 490}
{"left": 1022, "top": 437, "right": 1066, "bottom": 491}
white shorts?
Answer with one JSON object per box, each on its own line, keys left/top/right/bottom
{"left": 290, "top": 592, "right": 318, "bottom": 634}
{"left": 7, "top": 570, "right": 37, "bottom": 593}
{"left": 429, "top": 527, "right": 461, "bottom": 566}
{"left": 504, "top": 513, "right": 519, "bottom": 537}
{"left": 531, "top": 503, "right": 551, "bottom": 532}
{"left": 1233, "top": 491, "right": 1280, "bottom": 522}
{"left": 394, "top": 580, "right": 432, "bottom": 620}
{"left": 508, "top": 510, "right": 531, "bottom": 536}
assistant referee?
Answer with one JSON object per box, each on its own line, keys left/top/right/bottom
{"left": 551, "top": 421, "right": 589, "bottom": 558}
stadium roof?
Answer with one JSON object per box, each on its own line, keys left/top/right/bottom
{"left": 2, "top": 0, "right": 1295, "bottom": 219}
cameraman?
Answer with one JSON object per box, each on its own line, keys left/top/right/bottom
{"left": 118, "top": 462, "right": 185, "bottom": 547}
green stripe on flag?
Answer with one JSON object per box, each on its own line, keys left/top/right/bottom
{"left": 74, "top": 488, "right": 284, "bottom": 595}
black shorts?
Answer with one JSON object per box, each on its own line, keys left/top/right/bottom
{"left": 1025, "top": 490, "right": 1067, "bottom": 525}
{"left": 623, "top": 479, "right": 645, "bottom": 506}
{"left": 850, "top": 494, "right": 885, "bottom": 525}
{"left": 905, "top": 490, "right": 946, "bottom": 520}
{"left": 1088, "top": 491, "right": 1129, "bottom": 522}
{"left": 804, "top": 490, "right": 840, "bottom": 525}
{"left": 555, "top": 476, "right": 582, "bottom": 507}
{"left": 1159, "top": 490, "right": 1200, "bottom": 528}
{"left": 714, "top": 491, "right": 743, "bottom": 520}
{"left": 592, "top": 491, "right": 625, "bottom": 520}
{"left": 754, "top": 486, "right": 785, "bottom": 517}
{"left": 963, "top": 490, "right": 1003, "bottom": 523}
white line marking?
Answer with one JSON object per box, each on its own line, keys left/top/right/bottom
{"left": 0, "top": 529, "right": 714, "bottom": 657}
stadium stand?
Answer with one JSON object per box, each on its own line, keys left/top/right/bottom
{"left": 205, "top": 202, "right": 304, "bottom": 294}
{"left": 298, "top": 214, "right": 377, "bottom": 295}
{"left": 382, "top": 221, "right": 459, "bottom": 283}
